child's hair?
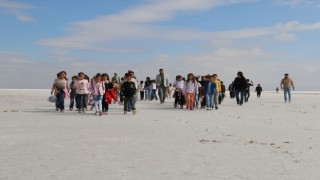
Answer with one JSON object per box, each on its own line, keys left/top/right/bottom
{"left": 85, "top": 74, "right": 90, "bottom": 82}
{"left": 176, "top": 75, "right": 182, "bottom": 80}
{"left": 128, "top": 70, "right": 134, "bottom": 75}
{"left": 125, "top": 73, "right": 130, "bottom": 77}
{"left": 78, "top": 72, "right": 85, "bottom": 76}
{"left": 102, "top": 73, "right": 110, "bottom": 81}
{"left": 146, "top": 77, "right": 151, "bottom": 81}
{"left": 187, "top": 73, "right": 195, "bottom": 83}
{"left": 72, "top": 76, "right": 78, "bottom": 80}
{"left": 60, "top": 71, "right": 67, "bottom": 75}
{"left": 58, "top": 71, "right": 68, "bottom": 80}
{"left": 95, "top": 73, "right": 102, "bottom": 80}
{"left": 140, "top": 80, "right": 143, "bottom": 84}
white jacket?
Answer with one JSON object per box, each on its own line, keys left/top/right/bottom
{"left": 183, "top": 81, "right": 199, "bottom": 94}
{"left": 156, "top": 74, "right": 170, "bottom": 87}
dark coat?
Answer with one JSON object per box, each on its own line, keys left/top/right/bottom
{"left": 256, "top": 86, "right": 263, "bottom": 92}
{"left": 233, "top": 77, "right": 247, "bottom": 91}
{"left": 121, "top": 81, "right": 136, "bottom": 98}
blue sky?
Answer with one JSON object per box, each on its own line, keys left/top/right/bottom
{"left": 1, "top": 0, "right": 320, "bottom": 90}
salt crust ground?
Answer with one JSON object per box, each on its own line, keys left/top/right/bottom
{"left": 0, "top": 89, "right": 320, "bottom": 180}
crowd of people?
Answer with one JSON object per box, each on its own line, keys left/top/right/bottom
{"left": 50, "top": 68, "right": 295, "bottom": 116}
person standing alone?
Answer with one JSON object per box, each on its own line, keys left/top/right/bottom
{"left": 280, "top": 73, "right": 295, "bottom": 103}
{"left": 156, "top": 68, "right": 170, "bottom": 104}
{"left": 255, "top": 84, "right": 263, "bottom": 98}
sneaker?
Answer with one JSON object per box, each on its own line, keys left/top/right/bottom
{"left": 95, "top": 111, "right": 99, "bottom": 116}
{"left": 69, "top": 108, "right": 73, "bottom": 111}
{"left": 207, "top": 108, "right": 210, "bottom": 110}
{"left": 124, "top": 111, "right": 127, "bottom": 114}
{"left": 215, "top": 106, "right": 218, "bottom": 110}
{"left": 82, "top": 108, "right": 86, "bottom": 113}
{"left": 78, "top": 109, "right": 81, "bottom": 113}
{"left": 60, "top": 110, "right": 64, "bottom": 113}
{"left": 132, "top": 110, "right": 137, "bottom": 115}
{"left": 174, "top": 104, "right": 177, "bottom": 108}
{"left": 99, "top": 111, "right": 103, "bottom": 116}
{"left": 56, "top": 108, "right": 59, "bottom": 112}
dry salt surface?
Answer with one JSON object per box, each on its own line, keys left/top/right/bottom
{"left": 0, "top": 89, "right": 320, "bottom": 180}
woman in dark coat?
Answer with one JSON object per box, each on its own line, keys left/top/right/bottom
{"left": 233, "top": 71, "right": 247, "bottom": 105}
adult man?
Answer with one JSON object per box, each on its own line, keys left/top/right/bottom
{"left": 233, "top": 71, "right": 247, "bottom": 105}
{"left": 280, "top": 73, "right": 295, "bottom": 103}
{"left": 156, "top": 68, "right": 170, "bottom": 103}
{"left": 112, "top": 72, "right": 121, "bottom": 85}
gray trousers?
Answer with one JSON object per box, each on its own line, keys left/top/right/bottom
{"left": 158, "top": 86, "right": 166, "bottom": 103}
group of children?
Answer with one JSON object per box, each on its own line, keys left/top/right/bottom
{"left": 51, "top": 70, "right": 227, "bottom": 115}
{"left": 172, "top": 73, "right": 225, "bottom": 111}
{"left": 51, "top": 71, "right": 137, "bottom": 115}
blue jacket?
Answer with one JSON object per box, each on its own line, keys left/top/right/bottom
{"left": 203, "top": 81, "right": 217, "bottom": 96}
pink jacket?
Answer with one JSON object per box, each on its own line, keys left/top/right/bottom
{"left": 75, "top": 79, "right": 89, "bottom": 94}
{"left": 89, "top": 81, "right": 105, "bottom": 96}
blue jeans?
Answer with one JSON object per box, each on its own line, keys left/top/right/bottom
{"left": 283, "top": 88, "right": 291, "bottom": 102}
{"left": 124, "top": 97, "right": 136, "bottom": 111}
{"left": 206, "top": 94, "right": 214, "bottom": 108}
{"left": 236, "top": 90, "right": 245, "bottom": 105}
{"left": 194, "top": 95, "right": 199, "bottom": 107}
{"left": 151, "top": 90, "right": 158, "bottom": 100}
{"left": 145, "top": 88, "right": 151, "bottom": 100}
{"left": 56, "top": 90, "right": 65, "bottom": 110}
{"left": 76, "top": 94, "right": 88, "bottom": 109}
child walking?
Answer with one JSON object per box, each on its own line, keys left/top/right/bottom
{"left": 173, "top": 75, "right": 185, "bottom": 109}
{"left": 183, "top": 73, "right": 199, "bottom": 110}
{"left": 75, "top": 72, "right": 89, "bottom": 113}
{"left": 144, "top": 77, "right": 152, "bottom": 101}
{"left": 89, "top": 73, "right": 105, "bottom": 116}
{"left": 51, "top": 71, "right": 69, "bottom": 112}
{"left": 69, "top": 76, "right": 77, "bottom": 111}
{"left": 203, "top": 75, "right": 217, "bottom": 110}
{"left": 101, "top": 73, "right": 113, "bottom": 113}
{"left": 121, "top": 73, "right": 137, "bottom": 115}
{"left": 151, "top": 80, "right": 158, "bottom": 101}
